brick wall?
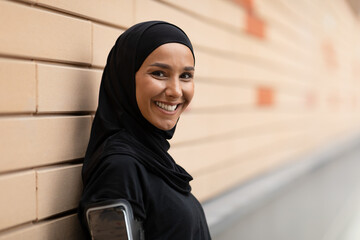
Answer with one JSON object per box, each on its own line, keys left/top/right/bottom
{"left": 1, "top": 0, "right": 360, "bottom": 238}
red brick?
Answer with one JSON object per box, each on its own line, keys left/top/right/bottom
{"left": 246, "top": 14, "right": 266, "bottom": 38}
{"left": 257, "top": 87, "right": 274, "bottom": 106}
{"left": 232, "top": 0, "right": 254, "bottom": 12}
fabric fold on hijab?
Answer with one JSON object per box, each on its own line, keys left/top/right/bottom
{"left": 82, "top": 21, "right": 195, "bottom": 194}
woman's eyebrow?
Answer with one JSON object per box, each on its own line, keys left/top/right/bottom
{"left": 149, "top": 62, "right": 171, "bottom": 69}
{"left": 184, "top": 66, "right": 195, "bottom": 71}
{"left": 149, "top": 63, "right": 194, "bottom": 71}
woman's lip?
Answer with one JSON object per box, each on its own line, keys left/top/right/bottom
{"left": 154, "top": 101, "right": 182, "bottom": 114}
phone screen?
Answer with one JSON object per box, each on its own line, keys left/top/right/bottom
{"left": 87, "top": 206, "right": 130, "bottom": 240}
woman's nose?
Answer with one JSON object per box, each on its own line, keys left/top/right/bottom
{"left": 165, "top": 78, "right": 182, "bottom": 98}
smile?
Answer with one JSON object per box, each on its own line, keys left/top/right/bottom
{"left": 155, "top": 101, "right": 178, "bottom": 112}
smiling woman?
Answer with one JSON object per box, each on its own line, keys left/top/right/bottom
{"left": 135, "top": 43, "right": 195, "bottom": 131}
{"left": 78, "top": 21, "right": 211, "bottom": 240}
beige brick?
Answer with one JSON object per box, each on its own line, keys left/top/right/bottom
{"left": 37, "top": 164, "right": 83, "bottom": 219}
{"left": 136, "top": 0, "right": 309, "bottom": 82}
{"left": 0, "top": 171, "right": 36, "bottom": 230}
{"left": 191, "top": 82, "right": 255, "bottom": 109}
{"left": 192, "top": 143, "right": 308, "bottom": 202}
{"left": 194, "top": 52, "right": 307, "bottom": 93}
{"left": 135, "top": 0, "right": 308, "bottom": 81}
{"left": 134, "top": 0, "right": 256, "bottom": 59}
{"left": 37, "top": 0, "right": 134, "bottom": 28}
{"left": 0, "top": 214, "right": 85, "bottom": 240}
{"left": 92, "top": 23, "right": 124, "bottom": 68}
{"left": 172, "top": 112, "right": 305, "bottom": 144}
{"left": 0, "top": 58, "right": 36, "bottom": 113}
{"left": 37, "top": 63, "right": 101, "bottom": 112}
{"left": 0, "top": 116, "right": 91, "bottom": 173}
{"left": 170, "top": 125, "right": 308, "bottom": 175}
{"left": 276, "top": 91, "right": 307, "bottom": 109}
{"left": 0, "top": 1, "right": 91, "bottom": 64}
{"left": 135, "top": 0, "right": 231, "bottom": 52}
{"left": 195, "top": 50, "right": 277, "bottom": 84}
{"left": 256, "top": 0, "right": 310, "bottom": 43}
{"left": 160, "top": 0, "right": 246, "bottom": 30}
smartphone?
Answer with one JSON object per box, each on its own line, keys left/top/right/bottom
{"left": 86, "top": 200, "right": 134, "bottom": 240}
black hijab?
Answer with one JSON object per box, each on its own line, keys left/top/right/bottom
{"left": 82, "top": 21, "right": 195, "bottom": 194}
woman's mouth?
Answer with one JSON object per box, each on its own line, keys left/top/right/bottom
{"left": 155, "top": 101, "right": 179, "bottom": 112}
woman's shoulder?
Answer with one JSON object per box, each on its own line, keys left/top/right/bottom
{"left": 101, "top": 153, "right": 146, "bottom": 174}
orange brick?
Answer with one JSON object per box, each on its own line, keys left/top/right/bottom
{"left": 232, "top": 0, "right": 254, "bottom": 12}
{"left": 230, "top": 0, "right": 266, "bottom": 38}
{"left": 257, "top": 87, "right": 274, "bottom": 106}
{"left": 246, "top": 14, "right": 266, "bottom": 38}
{"left": 0, "top": 58, "right": 36, "bottom": 113}
{"left": 0, "top": 171, "right": 36, "bottom": 230}
{"left": 36, "top": 164, "right": 83, "bottom": 219}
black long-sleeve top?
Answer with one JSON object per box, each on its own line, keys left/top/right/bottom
{"left": 79, "top": 154, "right": 211, "bottom": 240}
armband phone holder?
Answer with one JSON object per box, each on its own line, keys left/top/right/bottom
{"left": 85, "top": 199, "right": 144, "bottom": 240}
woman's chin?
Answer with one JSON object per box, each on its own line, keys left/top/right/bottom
{"left": 154, "top": 120, "right": 177, "bottom": 131}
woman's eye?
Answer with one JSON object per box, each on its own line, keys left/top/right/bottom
{"left": 151, "top": 71, "right": 165, "bottom": 78}
{"left": 180, "top": 72, "right": 193, "bottom": 80}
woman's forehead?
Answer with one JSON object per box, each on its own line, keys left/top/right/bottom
{"left": 141, "top": 43, "right": 195, "bottom": 67}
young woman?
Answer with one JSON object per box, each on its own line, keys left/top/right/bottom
{"left": 79, "top": 21, "right": 211, "bottom": 239}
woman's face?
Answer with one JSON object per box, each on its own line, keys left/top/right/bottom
{"left": 135, "top": 43, "right": 195, "bottom": 131}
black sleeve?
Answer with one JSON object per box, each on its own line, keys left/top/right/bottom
{"left": 78, "top": 154, "right": 146, "bottom": 231}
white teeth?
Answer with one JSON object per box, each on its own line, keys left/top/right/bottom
{"left": 155, "top": 101, "right": 177, "bottom": 111}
